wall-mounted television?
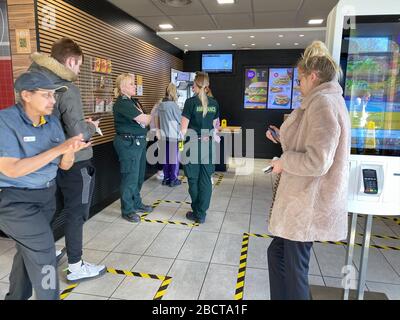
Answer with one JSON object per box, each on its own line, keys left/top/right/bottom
{"left": 201, "top": 53, "right": 233, "bottom": 73}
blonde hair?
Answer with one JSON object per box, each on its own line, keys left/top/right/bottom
{"left": 165, "top": 83, "right": 178, "bottom": 102}
{"left": 114, "top": 73, "right": 135, "bottom": 98}
{"left": 297, "top": 41, "right": 342, "bottom": 84}
{"left": 194, "top": 72, "right": 210, "bottom": 117}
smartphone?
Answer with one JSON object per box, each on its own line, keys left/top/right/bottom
{"left": 268, "top": 127, "right": 279, "bottom": 140}
{"left": 91, "top": 115, "right": 102, "bottom": 121}
{"left": 262, "top": 165, "right": 273, "bottom": 174}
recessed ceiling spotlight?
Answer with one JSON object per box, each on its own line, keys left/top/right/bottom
{"left": 227, "top": 36, "right": 233, "bottom": 39}
{"left": 217, "top": 0, "right": 235, "bottom": 4}
{"left": 299, "top": 34, "right": 304, "bottom": 37}
{"left": 278, "top": 35, "right": 284, "bottom": 38}
{"left": 201, "top": 36, "right": 206, "bottom": 39}
{"left": 308, "top": 19, "right": 323, "bottom": 24}
{"left": 159, "top": 24, "right": 173, "bottom": 29}
{"left": 250, "top": 35, "right": 255, "bottom": 38}
{"left": 184, "top": 44, "right": 189, "bottom": 47}
{"left": 251, "top": 43, "right": 255, "bottom": 46}
{"left": 174, "top": 37, "right": 179, "bottom": 40}
{"left": 276, "top": 43, "right": 281, "bottom": 46}
{"left": 294, "top": 43, "right": 299, "bottom": 46}
{"left": 232, "top": 43, "right": 236, "bottom": 46}
{"left": 208, "top": 44, "right": 212, "bottom": 47}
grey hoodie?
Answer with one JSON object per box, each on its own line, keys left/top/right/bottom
{"left": 29, "top": 52, "right": 96, "bottom": 163}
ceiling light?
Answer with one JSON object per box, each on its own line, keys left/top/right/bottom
{"left": 232, "top": 43, "right": 236, "bottom": 46}
{"left": 278, "top": 35, "right": 284, "bottom": 38}
{"left": 201, "top": 36, "right": 206, "bottom": 39}
{"left": 227, "top": 36, "right": 233, "bottom": 39}
{"left": 251, "top": 43, "right": 255, "bottom": 46}
{"left": 217, "top": 0, "right": 235, "bottom": 4}
{"left": 174, "top": 37, "right": 179, "bottom": 40}
{"left": 294, "top": 43, "right": 299, "bottom": 46}
{"left": 159, "top": 24, "right": 173, "bottom": 29}
{"left": 184, "top": 44, "right": 189, "bottom": 47}
{"left": 308, "top": 19, "right": 323, "bottom": 24}
{"left": 299, "top": 34, "right": 304, "bottom": 37}
{"left": 160, "top": 0, "right": 192, "bottom": 7}
{"left": 276, "top": 43, "right": 281, "bottom": 46}
{"left": 250, "top": 35, "right": 255, "bottom": 38}
{"left": 208, "top": 44, "right": 212, "bottom": 47}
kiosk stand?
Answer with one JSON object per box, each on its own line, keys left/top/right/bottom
{"left": 310, "top": 0, "right": 400, "bottom": 300}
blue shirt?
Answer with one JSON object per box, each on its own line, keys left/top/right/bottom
{"left": 0, "top": 104, "right": 65, "bottom": 189}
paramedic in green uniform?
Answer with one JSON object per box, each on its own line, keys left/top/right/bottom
{"left": 181, "top": 72, "right": 220, "bottom": 224}
{"left": 113, "top": 73, "right": 153, "bottom": 223}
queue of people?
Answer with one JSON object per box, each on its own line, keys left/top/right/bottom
{"left": 0, "top": 37, "right": 350, "bottom": 301}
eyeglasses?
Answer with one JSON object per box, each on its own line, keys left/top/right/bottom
{"left": 34, "top": 90, "right": 59, "bottom": 100}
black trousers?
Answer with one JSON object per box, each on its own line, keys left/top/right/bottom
{"left": 267, "top": 236, "right": 313, "bottom": 300}
{"left": 56, "top": 160, "right": 96, "bottom": 264}
{"left": 0, "top": 185, "right": 59, "bottom": 300}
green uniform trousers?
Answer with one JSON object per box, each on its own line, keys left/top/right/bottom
{"left": 183, "top": 140, "right": 215, "bottom": 220}
{"left": 113, "top": 135, "right": 147, "bottom": 215}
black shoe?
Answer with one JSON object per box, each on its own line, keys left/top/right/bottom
{"left": 186, "top": 211, "right": 205, "bottom": 224}
{"left": 56, "top": 247, "right": 66, "bottom": 265}
{"left": 162, "top": 179, "right": 170, "bottom": 185}
{"left": 122, "top": 212, "right": 141, "bottom": 223}
{"left": 169, "top": 179, "right": 182, "bottom": 187}
{"left": 135, "top": 204, "right": 153, "bottom": 213}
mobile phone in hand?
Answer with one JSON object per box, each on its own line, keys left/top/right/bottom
{"left": 268, "top": 127, "right": 279, "bottom": 140}
{"left": 262, "top": 165, "right": 273, "bottom": 174}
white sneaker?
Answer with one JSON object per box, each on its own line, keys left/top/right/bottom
{"left": 156, "top": 170, "right": 164, "bottom": 180}
{"left": 67, "top": 261, "right": 107, "bottom": 283}
{"left": 56, "top": 248, "right": 66, "bottom": 264}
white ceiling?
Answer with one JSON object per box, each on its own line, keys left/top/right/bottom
{"left": 107, "top": 0, "right": 339, "bottom": 50}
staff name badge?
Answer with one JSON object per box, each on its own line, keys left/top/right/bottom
{"left": 23, "top": 136, "right": 36, "bottom": 142}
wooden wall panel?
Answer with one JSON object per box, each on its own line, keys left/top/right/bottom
{"left": 36, "top": 0, "right": 183, "bottom": 146}
{"left": 7, "top": 0, "right": 37, "bottom": 79}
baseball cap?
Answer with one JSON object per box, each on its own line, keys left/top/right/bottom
{"left": 14, "top": 71, "right": 68, "bottom": 93}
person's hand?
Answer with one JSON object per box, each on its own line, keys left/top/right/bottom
{"left": 58, "top": 134, "right": 91, "bottom": 154}
{"left": 266, "top": 125, "right": 280, "bottom": 144}
{"left": 86, "top": 118, "right": 100, "bottom": 129}
{"left": 271, "top": 158, "right": 283, "bottom": 174}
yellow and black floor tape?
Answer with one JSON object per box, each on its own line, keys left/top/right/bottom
{"left": 234, "top": 233, "right": 249, "bottom": 300}
{"left": 245, "top": 233, "right": 400, "bottom": 251}
{"left": 142, "top": 218, "right": 199, "bottom": 227}
{"left": 60, "top": 268, "right": 172, "bottom": 300}
{"left": 358, "top": 215, "right": 400, "bottom": 226}
{"left": 214, "top": 173, "right": 224, "bottom": 186}
{"left": 60, "top": 284, "right": 78, "bottom": 300}
{"left": 139, "top": 200, "right": 198, "bottom": 227}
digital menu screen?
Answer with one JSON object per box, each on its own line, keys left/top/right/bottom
{"left": 243, "top": 68, "right": 268, "bottom": 109}
{"left": 291, "top": 68, "right": 302, "bottom": 109}
{"left": 267, "top": 68, "right": 293, "bottom": 110}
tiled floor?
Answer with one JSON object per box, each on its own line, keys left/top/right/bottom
{"left": 1, "top": 159, "right": 400, "bottom": 300}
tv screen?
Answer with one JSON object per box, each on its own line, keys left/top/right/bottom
{"left": 202, "top": 53, "right": 233, "bottom": 73}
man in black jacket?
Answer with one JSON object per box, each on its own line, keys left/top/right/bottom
{"left": 29, "top": 38, "right": 106, "bottom": 283}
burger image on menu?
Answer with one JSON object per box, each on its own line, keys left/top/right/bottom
{"left": 270, "top": 86, "right": 283, "bottom": 93}
{"left": 274, "top": 94, "right": 290, "bottom": 105}
{"left": 245, "top": 81, "right": 268, "bottom": 103}
{"left": 273, "top": 76, "right": 290, "bottom": 85}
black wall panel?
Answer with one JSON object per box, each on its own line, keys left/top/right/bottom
{"left": 184, "top": 49, "right": 303, "bottom": 159}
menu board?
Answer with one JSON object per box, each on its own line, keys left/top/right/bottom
{"left": 267, "top": 68, "right": 293, "bottom": 110}
{"left": 291, "top": 68, "right": 302, "bottom": 109}
{"left": 243, "top": 68, "right": 268, "bottom": 109}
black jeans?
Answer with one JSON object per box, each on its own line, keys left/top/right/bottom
{"left": 0, "top": 185, "right": 59, "bottom": 300}
{"left": 56, "top": 160, "right": 96, "bottom": 264}
{"left": 267, "top": 236, "right": 313, "bottom": 300}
